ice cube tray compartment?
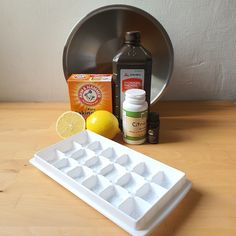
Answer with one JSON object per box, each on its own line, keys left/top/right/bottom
{"left": 56, "top": 141, "right": 81, "bottom": 155}
{"left": 116, "top": 172, "right": 145, "bottom": 194}
{"left": 40, "top": 150, "right": 63, "bottom": 164}
{"left": 67, "top": 165, "right": 93, "bottom": 182}
{"left": 53, "top": 158, "right": 76, "bottom": 172}
{"left": 100, "top": 147, "right": 120, "bottom": 161}
{"left": 135, "top": 182, "right": 167, "bottom": 204}
{"left": 98, "top": 163, "right": 114, "bottom": 176}
{"left": 119, "top": 197, "right": 151, "bottom": 220}
{"left": 132, "top": 162, "right": 157, "bottom": 179}
{"left": 100, "top": 163, "right": 127, "bottom": 183}
{"left": 115, "top": 154, "right": 140, "bottom": 171}
{"left": 99, "top": 185, "right": 130, "bottom": 207}
{"left": 82, "top": 174, "right": 111, "bottom": 194}
{"left": 84, "top": 156, "right": 110, "bottom": 173}
{"left": 86, "top": 141, "right": 104, "bottom": 154}
{"left": 31, "top": 130, "right": 190, "bottom": 235}
{"left": 70, "top": 148, "right": 93, "bottom": 161}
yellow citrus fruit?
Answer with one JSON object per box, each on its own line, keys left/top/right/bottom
{"left": 56, "top": 111, "right": 85, "bottom": 139}
{"left": 86, "top": 110, "right": 120, "bottom": 139}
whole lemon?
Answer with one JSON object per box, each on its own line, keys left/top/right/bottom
{"left": 86, "top": 110, "right": 120, "bottom": 139}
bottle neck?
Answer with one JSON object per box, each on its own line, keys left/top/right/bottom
{"left": 124, "top": 40, "right": 140, "bottom": 46}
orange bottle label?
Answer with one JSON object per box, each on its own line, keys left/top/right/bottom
{"left": 122, "top": 78, "right": 143, "bottom": 92}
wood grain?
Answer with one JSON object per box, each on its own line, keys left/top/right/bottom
{"left": 0, "top": 102, "right": 236, "bottom": 236}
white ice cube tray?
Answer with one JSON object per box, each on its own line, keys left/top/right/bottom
{"left": 30, "top": 130, "right": 191, "bottom": 235}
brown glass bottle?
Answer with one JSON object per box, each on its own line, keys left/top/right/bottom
{"left": 112, "top": 31, "right": 152, "bottom": 125}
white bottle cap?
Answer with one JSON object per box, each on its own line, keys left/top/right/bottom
{"left": 125, "top": 89, "right": 146, "bottom": 103}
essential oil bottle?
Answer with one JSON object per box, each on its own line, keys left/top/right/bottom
{"left": 147, "top": 112, "right": 160, "bottom": 144}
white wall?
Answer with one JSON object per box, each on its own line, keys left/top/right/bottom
{"left": 0, "top": 0, "right": 235, "bottom": 101}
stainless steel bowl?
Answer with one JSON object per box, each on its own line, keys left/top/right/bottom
{"left": 63, "top": 5, "right": 174, "bottom": 104}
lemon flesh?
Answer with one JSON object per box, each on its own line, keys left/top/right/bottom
{"left": 56, "top": 111, "right": 85, "bottom": 139}
{"left": 86, "top": 110, "right": 120, "bottom": 139}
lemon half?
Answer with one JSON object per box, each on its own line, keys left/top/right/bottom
{"left": 56, "top": 111, "right": 85, "bottom": 139}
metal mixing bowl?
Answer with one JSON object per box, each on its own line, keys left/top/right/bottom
{"left": 63, "top": 5, "right": 174, "bottom": 104}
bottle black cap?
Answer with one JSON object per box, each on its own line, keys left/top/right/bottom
{"left": 125, "top": 31, "right": 141, "bottom": 44}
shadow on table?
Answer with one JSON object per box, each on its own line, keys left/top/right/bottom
{"left": 151, "top": 101, "right": 232, "bottom": 117}
{"left": 159, "top": 117, "right": 215, "bottom": 144}
{"left": 150, "top": 187, "right": 202, "bottom": 236}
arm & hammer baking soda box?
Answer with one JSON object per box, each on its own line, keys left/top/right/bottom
{"left": 67, "top": 74, "right": 112, "bottom": 118}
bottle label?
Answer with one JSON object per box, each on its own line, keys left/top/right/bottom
{"left": 120, "top": 69, "right": 145, "bottom": 117}
{"left": 123, "top": 109, "right": 147, "bottom": 141}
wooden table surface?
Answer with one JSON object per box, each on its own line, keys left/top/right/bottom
{"left": 0, "top": 101, "right": 236, "bottom": 236}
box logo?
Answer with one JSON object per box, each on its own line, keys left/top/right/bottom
{"left": 78, "top": 84, "right": 102, "bottom": 106}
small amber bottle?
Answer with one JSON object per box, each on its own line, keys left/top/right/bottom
{"left": 147, "top": 112, "right": 160, "bottom": 144}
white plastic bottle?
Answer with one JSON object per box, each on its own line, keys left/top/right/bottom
{"left": 122, "top": 89, "right": 148, "bottom": 144}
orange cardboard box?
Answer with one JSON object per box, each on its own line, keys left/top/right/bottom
{"left": 67, "top": 74, "right": 112, "bottom": 118}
